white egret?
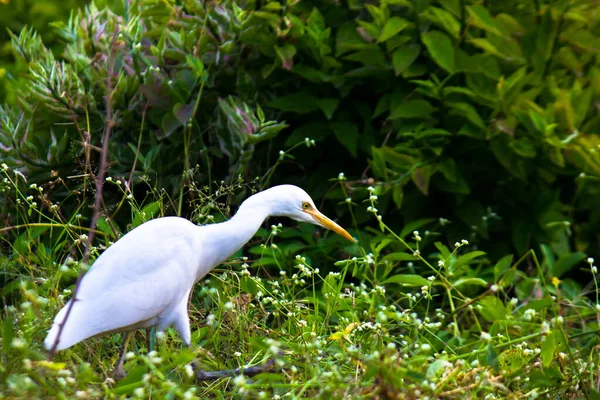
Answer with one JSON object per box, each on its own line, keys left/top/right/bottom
{"left": 44, "top": 185, "right": 354, "bottom": 379}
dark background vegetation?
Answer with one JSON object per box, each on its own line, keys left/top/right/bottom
{"left": 2, "top": 0, "right": 599, "bottom": 267}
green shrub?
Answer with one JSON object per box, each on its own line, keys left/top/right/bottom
{"left": 1, "top": 0, "right": 599, "bottom": 263}
{"left": 0, "top": 0, "right": 89, "bottom": 103}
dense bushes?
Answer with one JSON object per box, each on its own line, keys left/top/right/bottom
{"left": 2, "top": 0, "right": 599, "bottom": 264}
{"left": 0, "top": 0, "right": 88, "bottom": 103}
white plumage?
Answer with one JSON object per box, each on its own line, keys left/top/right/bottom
{"left": 44, "top": 185, "right": 353, "bottom": 377}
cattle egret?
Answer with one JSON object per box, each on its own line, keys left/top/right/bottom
{"left": 44, "top": 185, "right": 354, "bottom": 379}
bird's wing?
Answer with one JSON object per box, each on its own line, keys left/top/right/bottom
{"left": 45, "top": 217, "right": 202, "bottom": 350}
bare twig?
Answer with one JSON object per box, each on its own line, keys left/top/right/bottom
{"left": 48, "top": 29, "right": 120, "bottom": 358}
{"left": 195, "top": 358, "right": 279, "bottom": 381}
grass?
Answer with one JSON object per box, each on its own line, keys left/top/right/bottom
{"left": 1, "top": 164, "right": 600, "bottom": 399}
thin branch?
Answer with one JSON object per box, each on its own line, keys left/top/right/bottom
{"left": 195, "top": 358, "right": 279, "bottom": 381}
{"left": 48, "top": 28, "right": 120, "bottom": 359}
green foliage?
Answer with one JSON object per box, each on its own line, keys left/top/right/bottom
{"left": 1, "top": 169, "right": 600, "bottom": 397}
{"left": 2, "top": 0, "right": 600, "bottom": 397}
{"left": 0, "top": 0, "right": 88, "bottom": 103}
{"left": 1, "top": 0, "right": 598, "bottom": 262}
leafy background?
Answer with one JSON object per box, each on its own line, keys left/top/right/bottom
{"left": 2, "top": 0, "right": 600, "bottom": 398}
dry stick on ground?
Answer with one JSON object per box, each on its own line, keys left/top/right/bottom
{"left": 195, "top": 358, "right": 279, "bottom": 381}
{"left": 48, "top": 29, "right": 119, "bottom": 359}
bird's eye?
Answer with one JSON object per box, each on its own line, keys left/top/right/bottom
{"left": 302, "top": 202, "right": 310, "bottom": 210}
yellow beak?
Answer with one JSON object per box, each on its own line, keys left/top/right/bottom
{"left": 305, "top": 209, "right": 355, "bottom": 242}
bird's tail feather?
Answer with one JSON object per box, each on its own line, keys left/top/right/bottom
{"left": 44, "top": 300, "right": 91, "bottom": 351}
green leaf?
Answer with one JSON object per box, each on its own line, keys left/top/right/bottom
{"left": 455, "top": 251, "right": 487, "bottom": 269}
{"left": 486, "top": 344, "right": 499, "bottom": 374}
{"left": 399, "top": 218, "right": 436, "bottom": 238}
{"left": 467, "top": 5, "right": 501, "bottom": 35}
{"left": 185, "top": 54, "right": 204, "bottom": 79}
{"left": 344, "top": 47, "right": 386, "bottom": 66}
{"left": 425, "top": 6, "right": 461, "bottom": 38}
{"left": 392, "top": 45, "right": 420, "bottom": 76}
{"left": 469, "top": 38, "right": 504, "bottom": 59}
{"left": 331, "top": 122, "right": 359, "bottom": 158}
{"left": 477, "top": 296, "right": 507, "bottom": 322}
{"left": 385, "top": 274, "right": 431, "bottom": 287}
{"left": 268, "top": 92, "right": 319, "bottom": 113}
{"left": 541, "top": 330, "right": 556, "bottom": 368}
{"left": 292, "top": 65, "right": 329, "bottom": 82}
{"left": 160, "top": 110, "right": 181, "bottom": 138}
{"left": 275, "top": 44, "right": 296, "bottom": 70}
{"left": 2, "top": 315, "right": 14, "bottom": 356}
{"left": 411, "top": 165, "right": 433, "bottom": 195}
{"left": 553, "top": 252, "right": 587, "bottom": 277}
{"left": 390, "top": 99, "right": 436, "bottom": 119}
{"left": 317, "top": 98, "right": 339, "bottom": 120}
{"left": 422, "top": 30, "right": 455, "bottom": 73}
{"left": 491, "top": 136, "right": 529, "bottom": 181}
{"left": 510, "top": 137, "right": 536, "bottom": 158}
{"left": 392, "top": 184, "right": 404, "bottom": 209}
{"left": 447, "top": 102, "right": 485, "bottom": 128}
{"left": 453, "top": 277, "right": 488, "bottom": 287}
{"left": 173, "top": 103, "right": 194, "bottom": 125}
{"left": 378, "top": 17, "right": 410, "bottom": 42}
{"left": 131, "top": 202, "right": 161, "bottom": 229}
{"left": 371, "top": 146, "right": 388, "bottom": 178}
{"left": 494, "top": 255, "right": 513, "bottom": 281}
{"left": 381, "top": 252, "right": 418, "bottom": 263}
{"left": 336, "top": 22, "right": 369, "bottom": 56}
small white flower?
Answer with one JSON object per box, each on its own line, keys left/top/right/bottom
{"left": 206, "top": 314, "right": 215, "bottom": 326}
{"left": 233, "top": 374, "right": 246, "bottom": 386}
{"left": 338, "top": 172, "right": 345, "bottom": 180}
{"left": 480, "top": 332, "right": 491, "bottom": 341}
{"left": 490, "top": 284, "right": 499, "bottom": 293}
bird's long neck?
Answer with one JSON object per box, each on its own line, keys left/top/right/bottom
{"left": 197, "top": 200, "right": 271, "bottom": 275}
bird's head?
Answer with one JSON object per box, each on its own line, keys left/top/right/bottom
{"left": 258, "top": 185, "right": 355, "bottom": 242}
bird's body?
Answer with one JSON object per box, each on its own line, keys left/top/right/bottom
{"left": 45, "top": 217, "right": 202, "bottom": 350}
{"left": 44, "top": 185, "right": 353, "bottom": 364}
